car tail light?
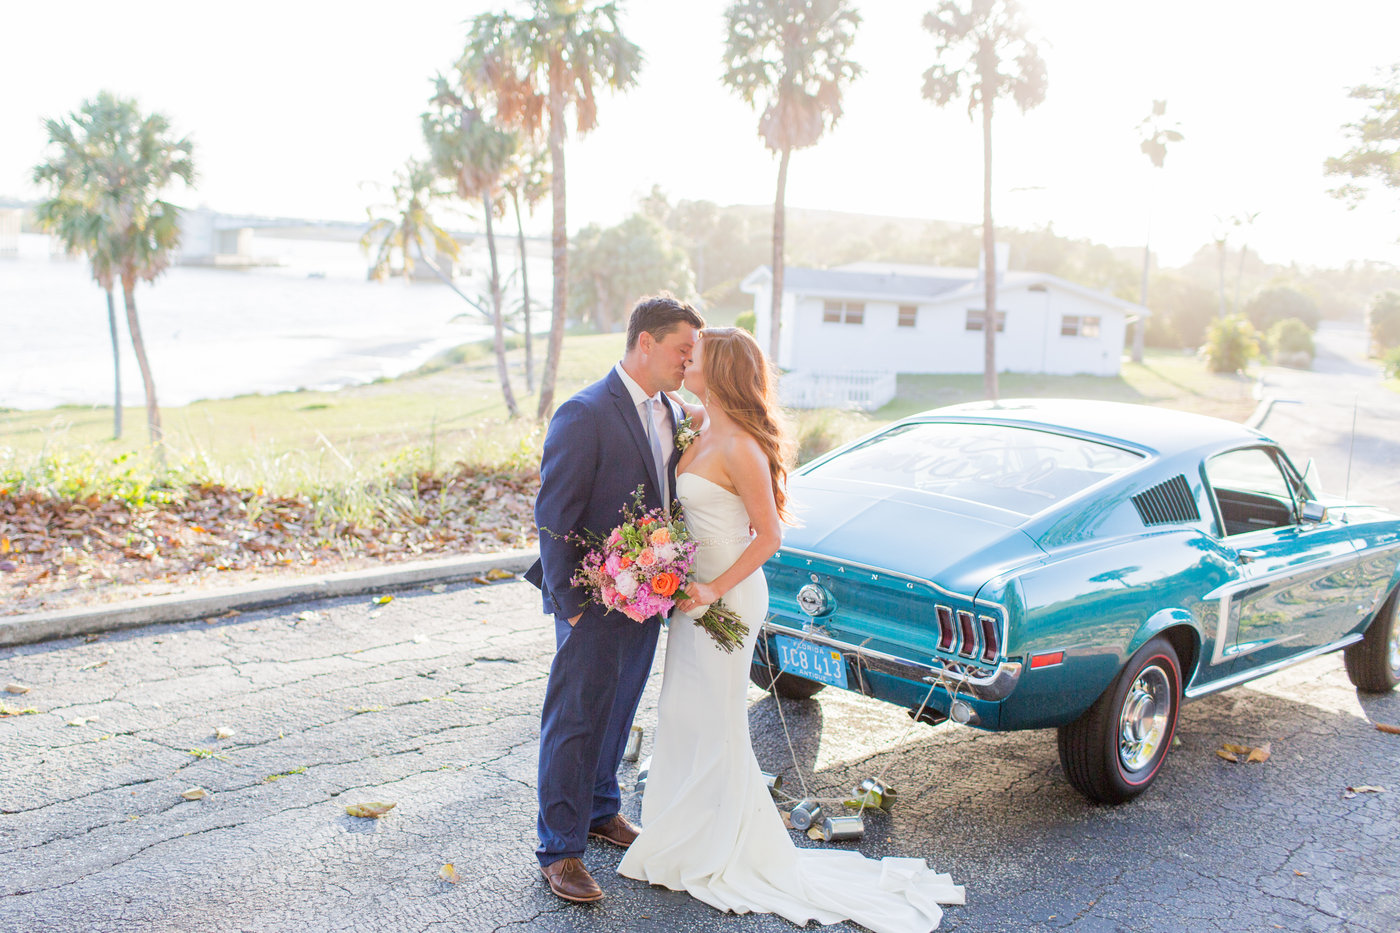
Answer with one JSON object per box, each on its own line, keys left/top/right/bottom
{"left": 979, "top": 615, "right": 999, "bottom": 663}
{"left": 957, "top": 611, "right": 977, "bottom": 659}
{"left": 935, "top": 605, "right": 956, "bottom": 651}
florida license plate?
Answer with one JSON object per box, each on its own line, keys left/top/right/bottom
{"left": 773, "top": 635, "right": 848, "bottom": 689}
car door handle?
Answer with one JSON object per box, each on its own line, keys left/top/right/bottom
{"left": 1237, "top": 549, "right": 1265, "bottom": 563}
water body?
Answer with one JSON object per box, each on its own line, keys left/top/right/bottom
{"left": 0, "top": 233, "right": 545, "bottom": 410}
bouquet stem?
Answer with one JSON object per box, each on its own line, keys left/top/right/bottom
{"left": 694, "top": 600, "right": 748, "bottom": 653}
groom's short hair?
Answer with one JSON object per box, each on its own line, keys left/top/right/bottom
{"left": 626, "top": 294, "right": 705, "bottom": 351}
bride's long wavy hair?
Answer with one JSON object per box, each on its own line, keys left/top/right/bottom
{"left": 699, "top": 327, "right": 794, "bottom": 524}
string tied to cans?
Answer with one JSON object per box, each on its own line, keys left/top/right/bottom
{"left": 768, "top": 635, "right": 969, "bottom": 843}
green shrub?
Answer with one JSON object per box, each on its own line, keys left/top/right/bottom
{"left": 1243, "top": 285, "right": 1320, "bottom": 333}
{"left": 1369, "top": 291, "right": 1400, "bottom": 354}
{"left": 735, "top": 310, "right": 756, "bottom": 335}
{"left": 1204, "top": 314, "right": 1261, "bottom": 374}
{"left": 1267, "top": 318, "right": 1315, "bottom": 368}
{"left": 1383, "top": 346, "right": 1400, "bottom": 380}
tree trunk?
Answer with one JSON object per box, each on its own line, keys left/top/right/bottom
{"left": 768, "top": 145, "right": 791, "bottom": 364}
{"left": 980, "top": 91, "right": 999, "bottom": 402}
{"left": 536, "top": 67, "right": 569, "bottom": 421}
{"left": 1135, "top": 237, "right": 1148, "bottom": 364}
{"left": 121, "top": 274, "right": 162, "bottom": 452}
{"left": 511, "top": 188, "right": 535, "bottom": 393}
{"left": 483, "top": 192, "right": 519, "bottom": 418}
{"left": 1217, "top": 240, "right": 1227, "bottom": 318}
{"left": 1234, "top": 244, "right": 1247, "bottom": 315}
{"left": 105, "top": 286, "right": 122, "bottom": 440}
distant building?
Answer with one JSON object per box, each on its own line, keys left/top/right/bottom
{"left": 742, "top": 260, "right": 1149, "bottom": 382}
{"left": 0, "top": 208, "right": 22, "bottom": 256}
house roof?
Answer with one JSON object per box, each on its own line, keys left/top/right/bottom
{"left": 741, "top": 263, "right": 1151, "bottom": 317}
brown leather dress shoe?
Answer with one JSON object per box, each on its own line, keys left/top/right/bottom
{"left": 587, "top": 813, "right": 641, "bottom": 848}
{"left": 541, "top": 857, "right": 603, "bottom": 903}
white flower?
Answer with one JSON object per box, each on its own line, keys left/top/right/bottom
{"left": 615, "top": 570, "right": 638, "bottom": 598}
{"left": 655, "top": 542, "right": 678, "bottom": 562}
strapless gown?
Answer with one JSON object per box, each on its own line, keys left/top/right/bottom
{"left": 617, "top": 472, "right": 964, "bottom": 932}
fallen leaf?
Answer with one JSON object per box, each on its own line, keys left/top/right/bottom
{"left": 1294, "top": 870, "right": 1308, "bottom": 877}
{"left": 439, "top": 863, "right": 460, "bottom": 884}
{"left": 214, "top": 726, "right": 236, "bottom": 740}
{"left": 1347, "top": 785, "right": 1385, "bottom": 794}
{"left": 806, "top": 827, "right": 824, "bottom": 840}
{"left": 345, "top": 801, "right": 396, "bottom": 818}
{"left": 77, "top": 660, "right": 108, "bottom": 671}
{"left": 1222, "top": 743, "right": 1252, "bottom": 755}
{"left": 1216, "top": 748, "right": 1239, "bottom": 762}
{"left": 484, "top": 568, "right": 514, "bottom": 581}
{"left": 1376, "top": 723, "right": 1400, "bottom": 736}
{"left": 4, "top": 683, "right": 31, "bottom": 694}
{"left": 1246, "top": 743, "right": 1272, "bottom": 764}
{"left": 471, "top": 576, "right": 491, "bottom": 585}
{"left": 0, "top": 705, "right": 39, "bottom": 717}
{"left": 296, "top": 611, "right": 317, "bottom": 623}
{"left": 181, "top": 787, "right": 209, "bottom": 800}
{"left": 431, "top": 584, "right": 447, "bottom": 594}
{"left": 0, "top": 537, "right": 9, "bottom": 554}
{"left": 65, "top": 716, "right": 98, "bottom": 726}
{"left": 372, "top": 595, "right": 393, "bottom": 606}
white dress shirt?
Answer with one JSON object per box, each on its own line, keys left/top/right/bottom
{"left": 614, "top": 362, "right": 675, "bottom": 467}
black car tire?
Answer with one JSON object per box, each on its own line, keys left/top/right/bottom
{"left": 749, "top": 658, "right": 826, "bottom": 700}
{"left": 1058, "top": 635, "right": 1182, "bottom": 805}
{"left": 1344, "top": 587, "right": 1400, "bottom": 693}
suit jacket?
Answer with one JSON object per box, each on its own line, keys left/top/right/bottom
{"left": 525, "top": 369, "right": 683, "bottom": 619}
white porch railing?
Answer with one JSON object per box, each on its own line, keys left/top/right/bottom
{"left": 779, "top": 370, "right": 897, "bottom": 411}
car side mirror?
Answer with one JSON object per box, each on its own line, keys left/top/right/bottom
{"left": 1300, "top": 500, "right": 1328, "bottom": 523}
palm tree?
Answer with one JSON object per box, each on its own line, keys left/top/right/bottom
{"left": 922, "top": 0, "right": 1047, "bottom": 401}
{"left": 32, "top": 91, "right": 194, "bottom": 448}
{"left": 462, "top": 1, "right": 643, "bottom": 420}
{"left": 1135, "top": 99, "right": 1184, "bottom": 362}
{"left": 32, "top": 187, "right": 124, "bottom": 439}
{"left": 423, "top": 73, "right": 521, "bottom": 418}
{"left": 721, "top": 0, "right": 862, "bottom": 362}
{"left": 502, "top": 140, "right": 550, "bottom": 393}
{"left": 361, "top": 158, "right": 488, "bottom": 319}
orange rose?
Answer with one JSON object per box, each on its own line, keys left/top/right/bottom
{"left": 619, "top": 554, "right": 633, "bottom": 569}
{"left": 651, "top": 572, "right": 679, "bottom": 597}
{"left": 649, "top": 527, "right": 671, "bottom": 546}
{"left": 636, "top": 547, "right": 657, "bottom": 568}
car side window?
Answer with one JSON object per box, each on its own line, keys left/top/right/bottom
{"left": 1205, "top": 447, "right": 1296, "bottom": 536}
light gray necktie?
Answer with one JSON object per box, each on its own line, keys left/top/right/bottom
{"left": 644, "top": 397, "right": 669, "bottom": 512}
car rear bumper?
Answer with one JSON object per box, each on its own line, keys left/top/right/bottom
{"left": 759, "top": 620, "right": 1023, "bottom": 701}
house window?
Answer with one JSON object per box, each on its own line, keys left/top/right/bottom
{"left": 1061, "top": 315, "right": 1101, "bottom": 337}
{"left": 965, "top": 309, "right": 1005, "bottom": 332}
{"left": 823, "top": 300, "right": 865, "bottom": 325}
{"left": 898, "top": 305, "right": 918, "bottom": 328}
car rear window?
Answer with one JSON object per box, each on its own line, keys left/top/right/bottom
{"left": 809, "top": 422, "right": 1145, "bottom": 516}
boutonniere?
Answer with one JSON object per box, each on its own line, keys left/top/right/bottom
{"left": 674, "top": 414, "right": 699, "bottom": 452}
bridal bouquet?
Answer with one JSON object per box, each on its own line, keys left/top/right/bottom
{"left": 569, "top": 487, "right": 749, "bottom": 652}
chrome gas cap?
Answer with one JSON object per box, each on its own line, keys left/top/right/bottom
{"left": 796, "top": 582, "right": 834, "bottom": 617}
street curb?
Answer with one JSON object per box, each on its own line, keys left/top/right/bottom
{"left": 0, "top": 548, "right": 539, "bottom": 649}
{"left": 1244, "top": 394, "right": 1276, "bottom": 431}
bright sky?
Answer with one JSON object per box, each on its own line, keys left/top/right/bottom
{"left": 3, "top": 0, "right": 1398, "bottom": 270}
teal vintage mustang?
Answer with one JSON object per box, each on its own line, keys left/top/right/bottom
{"left": 749, "top": 399, "right": 1400, "bottom": 803}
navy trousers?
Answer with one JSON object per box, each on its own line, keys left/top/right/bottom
{"left": 536, "top": 603, "right": 661, "bottom": 866}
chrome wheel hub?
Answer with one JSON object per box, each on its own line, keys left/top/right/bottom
{"left": 1119, "top": 665, "right": 1171, "bottom": 773}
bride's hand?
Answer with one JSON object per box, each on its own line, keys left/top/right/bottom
{"left": 676, "top": 580, "right": 721, "bottom": 614}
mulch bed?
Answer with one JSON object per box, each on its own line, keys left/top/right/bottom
{"left": 0, "top": 466, "right": 540, "bottom": 617}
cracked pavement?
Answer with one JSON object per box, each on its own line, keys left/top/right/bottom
{"left": 2, "top": 575, "right": 1397, "bottom": 933}
{"left": 2, "top": 322, "right": 1399, "bottom": 933}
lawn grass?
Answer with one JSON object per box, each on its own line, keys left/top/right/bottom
{"left": 0, "top": 340, "right": 1258, "bottom": 501}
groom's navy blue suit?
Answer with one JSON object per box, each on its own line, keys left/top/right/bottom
{"left": 526, "top": 368, "right": 682, "bottom": 867}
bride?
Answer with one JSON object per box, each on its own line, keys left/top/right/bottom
{"left": 617, "top": 327, "right": 964, "bottom": 932}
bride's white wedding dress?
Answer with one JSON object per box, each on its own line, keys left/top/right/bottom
{"left": 618, "top": 472, "right": 964, "bottom": 933}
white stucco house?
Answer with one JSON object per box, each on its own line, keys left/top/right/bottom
{"left": 741, "top": 261, "right": 1149, "bottom": 386}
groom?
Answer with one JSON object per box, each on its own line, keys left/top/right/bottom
{"left": 525, "top": 294, "right": 704, "bottom": 903}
